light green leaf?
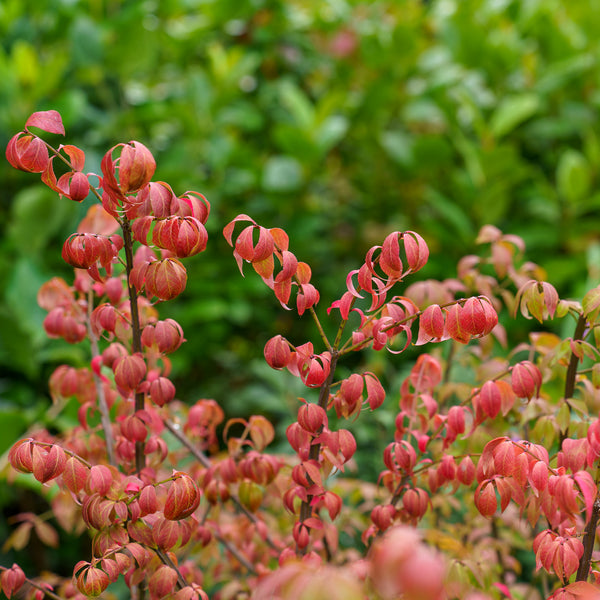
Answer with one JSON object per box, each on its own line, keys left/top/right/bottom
{"left": 279, "top": 80, "right": 314, "bottom": 130}
{"left": 316, "top": 115, "right": 348, "bottom": 154}
{"left": 490, "top": 94, "right": 540, "bottom": 138}
{"left": 556, "top": 149, "right": 590, "bottom": 203}
{"left": 379, "top": 130, "right": 414, "bottom": 166}
{"left": 262, "top": 156, "right": 303, "bottom": 192}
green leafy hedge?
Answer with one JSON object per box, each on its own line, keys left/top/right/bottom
{"left": 2, "top": 0, "right": 600, "bottom": 433}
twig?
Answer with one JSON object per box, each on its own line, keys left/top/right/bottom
{"left": 162, "top": 418, "right": 282, "bottom": 551}
{"left": 213, "top": 531, "right": 257, "bottom": 575}
{"left": 119, "top": 217, "right": 146, "bottom": 475}
{"left": 576, "top": 499, "right": 600, "bottom": 581}
{"left": 559, "top": 313, "right": 587, "bottom": 445}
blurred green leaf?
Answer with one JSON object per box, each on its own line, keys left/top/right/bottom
{"left": 490, "top": 94, "right": 540, "bottom": 139}
{"left": 556, "top": 149, "right": 590, "bottom": 203}
{"left": 5, "top": 257, "right": 48, "bottom": 346}
{"left": 316, "top": 115, "right": 348, "bottom": 154}
{"left": 279, "top": 80, "right": 315, "bottom": 130}
{"left": 379, "top": 130, "right": 414, "bottom": 167}
{"left": 262, "top": 156, "right": 303, "bottom": 192}
{"left": 7, "top": 187, "right": 72, "bottom": 254}
{"left": 0, "top": 409, "right": 27, "bottom": 454}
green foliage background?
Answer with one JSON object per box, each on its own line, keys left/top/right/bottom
{"left": 3, "top": 0, "right": 600, "bottom": 432}
{"left": 1, "top": 0, "right": 600, "bottom": 577}
{"left": 4, "top": 0, "right": 600, "bottom": 440}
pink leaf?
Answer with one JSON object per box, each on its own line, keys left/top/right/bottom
{"left": 25, "top": 110, "right": 65, "bottom": 135}
{"left": 574, "top": 470, "right": 597, "bottom": 523}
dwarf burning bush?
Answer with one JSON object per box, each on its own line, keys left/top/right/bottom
{"left": 3, "top": 111, "right": 600, "bottom": 600}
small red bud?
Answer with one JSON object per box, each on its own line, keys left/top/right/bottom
{"left": 164, "top": 473, "right": 201, "bottom": 520}
{"left": 371, "top": 504, "right": 397, "bottom": 531}
{"left": 31, "top": 443, "right": 67, "bottom": 483}
{"left": 145, "top": 258, "right": 187, "bottom": 301}
{"left": 297, "top": 402, "right": 327, "bottom": 434}
{"left": 148, "top": 566, "right": 179, "bottom": 600}
{"left": 293, "top": 522, "right": 310, "bottom": 550}
{"left": 139, "top": 485, "right": 159, "bottom": 516}
{"left": 113, "top": 353, "right": 146, "bottom": 393}
{"left": 403, "top": 487, "right": 429, "bottom": 519}
{"left": 101, "top": 141, "right": 156, "bottom": 198}
{"left": 8, "top": 439, "right": 35, "bottom": 474}
{"left": 76, "top": 565, "right": 110, "bottom": 597}
{"left": 511, "top": 360, "right": 542, "bottom": 399}
{"left": 6, "top": 132, "right": 49, "bottom": 173}
{"left": 478, "top": 380, "right": 502, "bottom": 419}
{"left": 120, "top": 413, "right": 149, "bottom": 442}
{"left": 264, "top": 335, "right": 292, "bottom": 369}
{"left": 148, "top": 377, "right": 176, "bottom": 407}
{"left": 1, "top": 564, "right": 26, "bottom": 599}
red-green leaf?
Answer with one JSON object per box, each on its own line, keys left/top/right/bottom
{"left": 25, "top": 110, "right": 65, "bottom": 135}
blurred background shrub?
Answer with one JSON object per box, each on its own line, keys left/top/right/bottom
{"left": 1, "top": 0, "right": 600, "bottom": 513}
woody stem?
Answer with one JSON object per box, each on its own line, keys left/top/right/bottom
{"left": 119, "top": 217, "right": 146, "bottom": 475}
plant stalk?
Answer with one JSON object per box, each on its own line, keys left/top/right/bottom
{"left": 576, "top": 498, "right": 600, "bottom": 581}
{"left": 559, "top": 313, "right": 587, "bottom": 445}
{"left": 119, "top": 217, "right": 146, "bottom": 474}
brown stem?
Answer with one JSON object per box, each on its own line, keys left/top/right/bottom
{"left": 119, "top": 217, "right": 146, "bottom": 474}
{"left": 154, "top": 548, "right": 188, "bottom": 589}
{"left": 162, "top": 419, "right": 211, "bottom": 468}
{"left": 213, "top": 531, "right": 258, "bottom": 575}
{"left": 559, "top": 313, "right": 587, "bottom": 445}
{"left": 162, "top": 418, "right": 282, "bottom": 551}
{"left": 297, "top": 351, "right": 340, "bottom": 551}
{"left": 576, "top": 492, "right": 600, "bottom": 581}
{"left": 308, "top": 305, "right": 332, "bottom": 351}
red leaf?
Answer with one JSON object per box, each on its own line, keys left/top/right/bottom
{"left": 380, "top": 232, "right": 403, "bottom": 278}
{"left": 145, "top": 258, "right": 187, "bottom": 301}
{"left": 402, "top": 230, "right": 429, "bottom": 273}
{"left": 493, "top": 439, "right": 516, "bottom": 477}
{"left": 530, "top": 460, "right": 548, "bottom": 493}
{"left": 223, "top": 214, "right": 256, "bottom": 246}
{"left": 61, "top": 144, "right": 85, "bottom": 170}
{"left": 365, "top": 371, "right": 385, "bottom": 410}
{"left": 269, "top": 227, "right": 289, "bottom": 251}
{"left": 416, "top": 304, "right": 446, "bottom": 345}
{"left": 574, "top": 470, "right": 597, "bottom": 523}
{"left": 62, "top": 456, "right": 89, "bottom": 494}
{"left": 444, "top": 303, "right": 470, "bottom": 344}
{"left": 494, "top": 477, "right": 512, "bottom": 512}
{"left": 479, "top": 437, "right": 509, "bottom": 480}
{"left": 6, "top": 133, "right": 49, "bottom": 173}
{"left": 475, "top": 480, "right": 497, "bottom": 517}
{"left": 25, "top": 110, "right": 65, "bottom": 135}
{"left": 479, "top": 380, "right": 502, "bottom": 420}
{"left": 248, "top": 415, "right": 275, "bottom": 451}
{"left": 1, "top": 564, "right": 26, "bottom": 598}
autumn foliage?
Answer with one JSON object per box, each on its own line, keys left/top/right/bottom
{"left": 3, "top": 110, "right": 600, "bottom": 600}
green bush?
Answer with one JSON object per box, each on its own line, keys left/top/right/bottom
{"left": 1, "top": 0, "right": 600, "bottom": 449}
